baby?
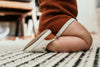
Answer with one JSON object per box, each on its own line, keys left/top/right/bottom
{"left": 23, "top": 0, "right": 93, "bottom": 52}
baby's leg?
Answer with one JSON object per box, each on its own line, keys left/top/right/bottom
{"left": 47, "top": 20, "right": 93, "bottom": 52}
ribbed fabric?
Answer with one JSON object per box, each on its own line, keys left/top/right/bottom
{"left": 38, "top": 0, "right": 78, "bottom": 35}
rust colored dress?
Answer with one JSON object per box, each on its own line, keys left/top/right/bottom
{"left": 38, "top": 0, "right": 78, "bottom": 35}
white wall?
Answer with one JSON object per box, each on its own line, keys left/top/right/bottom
{"left": 77, "top": 0, "right": 99, "bottom": 33}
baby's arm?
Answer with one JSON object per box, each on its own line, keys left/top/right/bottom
{"left": 47, "top": 20, "right": 93, "bottom": 52}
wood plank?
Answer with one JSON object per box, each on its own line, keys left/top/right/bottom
{"left": 0, "top": 11, "right": 30, "bottom": 15}
{"left": 0, "top": 1, "right": 33, "bottom": 10}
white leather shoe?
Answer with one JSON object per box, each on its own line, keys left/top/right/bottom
{"left": 23, "top": 29, "right": 55, "bottom": 52}
{"left": 23, "top": 18, "right": 75, "bottom": 52}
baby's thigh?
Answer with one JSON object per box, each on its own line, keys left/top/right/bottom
{"left": 61, "top": 20, "right": 92, "bottom": 46}
{"left": 52, "top": 36, "right": 89, "bottom": 52}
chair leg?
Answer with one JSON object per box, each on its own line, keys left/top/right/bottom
{"left": 31, "top": 1, "right": 38, "bottom": 37}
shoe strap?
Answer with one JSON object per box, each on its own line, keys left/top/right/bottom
{"left": 56, "top": 18, "right": 75, "bottom": 38}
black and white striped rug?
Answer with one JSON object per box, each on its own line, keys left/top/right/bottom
{"left": 0, "top": 37, "right": 100, "bottom": 67}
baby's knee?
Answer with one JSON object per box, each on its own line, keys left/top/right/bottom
{"left": 84, "top": 34, "right": 93, "bottom": 50}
